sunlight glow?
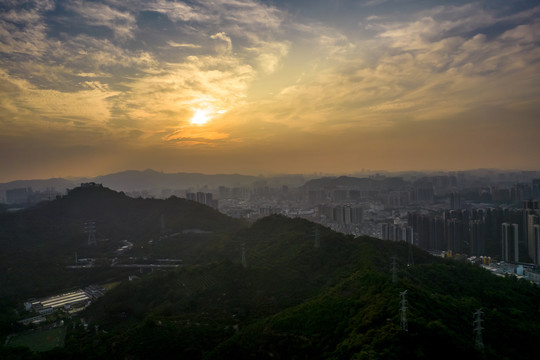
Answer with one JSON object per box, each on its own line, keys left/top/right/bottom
{"left": 190, "top": 109, "right": 211, "bottom": 125}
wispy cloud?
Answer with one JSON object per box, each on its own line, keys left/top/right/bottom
{"left": 142, "top": 0, "right": 212, "bottom": 22}
{"left": 247, "top": 3, "right": 540, "bottom": 134}
{"left": 0, "top": 2, "right": 50, "bottom": 56}
{"left": 167, "top": 41, "right": 201, "bottom": 48}
{"left": 65, "top": 0, "right": 137, "bottom": 39}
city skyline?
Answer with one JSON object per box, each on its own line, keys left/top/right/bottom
{"left": 1, "top": 0, "right": 539, "bottom": 182}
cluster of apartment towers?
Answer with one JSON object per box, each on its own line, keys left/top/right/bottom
{"left": 383, "top": 200, "right": 540, "bottom": 265}
{"left": 185, "top": 191, "right": 218, "bottom": 209}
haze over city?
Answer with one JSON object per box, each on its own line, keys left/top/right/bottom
{"left": 1, "top": 0, "right": 539, "bottom": 182}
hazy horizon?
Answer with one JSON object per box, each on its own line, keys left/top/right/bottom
{"left": 2, "top": 166, "right": 540, "bottom": 185}
{"left": 1, "top": 1, "right": 539, "bottom": 183}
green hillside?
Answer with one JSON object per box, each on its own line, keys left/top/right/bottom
{"left": 1, "top": 195, "right": 539, "bottom": 359}
{"left": 0, "top": 184, "right": 243, "bottom": 299}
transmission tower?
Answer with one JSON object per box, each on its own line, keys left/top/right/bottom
{"left": 391, "top": 256, "right": 398, "bottom": 283}
{"left": 473, "top": 308, "right": 484, "bottom": 351}
{"left": 84, "top": 221, "right": 96, "bottom": 245}
{"left": 241, "top": 243, "right": 247, "bottom": 269}
{"left": 314, "top": 225, "right": 320, "bottom": 248}
{"left": 400, "top": 290, "right": 408, "bottom": 332}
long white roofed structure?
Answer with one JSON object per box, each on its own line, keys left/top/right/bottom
{"left": 29, "top": 290, "right": 91, "bottom": 314}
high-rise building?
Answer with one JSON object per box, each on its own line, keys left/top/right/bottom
{"left": 450, "top": 192, "right": 462, "bottom": 210}
{"left": 5, "top": 187, "right": 32, "bottom": 204}
{"left": 532, "top": 179, "right": 540, "bottom": 199}
{"left": 446, "top": 219, "right": 463, "bottom": 254}
{"left": 429, "top": 217, "right": 444, "bottom": 250}
{"left": 185, "top": 192, "right": 218, "bottom": 209}
{"left": 351, "top": 207, "right": 363, "bottom": 224}
{"left": 501, "top": 223, "right": 519, "bottom": 263}
{"left": 533, "top": 224, "right": 540, "bottom": 265}
{"left": 196, "top": 192, "right": 206, "bottom": 204}
{"left": 381, "top": 223, "right": 389, "bottom": 240}
{"left": 408, "top": 213, "right": 430, "bottom": 250}
{"left": 401, "top": 226, "right": 414, "bottom": 244}
{"left": 381, "top": 223, "right": 413, "bottom": 244}
{"left": 470, "top": 220, "right": 485, "bottom": 256}
{"left": 527, "top": 214, "right": 539, "bottom": 260}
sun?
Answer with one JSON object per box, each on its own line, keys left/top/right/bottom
{"left": 190, "top": 109, "right": 210, "bottom": 125}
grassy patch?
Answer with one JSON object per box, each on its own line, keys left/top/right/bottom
{"left": 7, "top": 326, "right": 66, "bottom": 352}
{"left": 103, "top": 281, "right": 121, "bottom": 291}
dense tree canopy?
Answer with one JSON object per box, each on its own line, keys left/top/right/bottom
{"left": 1, "top": 190, "right": 539, "bottom": 359}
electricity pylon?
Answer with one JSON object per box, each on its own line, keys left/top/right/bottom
{"left": 400, "top": 290, "right": 408, "bottom": 332}
{"left": 473, "top": 308, "right": 484, "bottom": 351}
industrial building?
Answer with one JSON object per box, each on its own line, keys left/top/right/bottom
{"left": 25, "top": 290, "right": 92, "bottom": 315}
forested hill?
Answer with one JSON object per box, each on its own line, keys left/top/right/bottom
{"left": 0, "top": 184, "right": 244, "bottom": 299}
{"left": 3, "top": 215, "right": 536, "bottom": 359}
{"left": 0, "top": 183, "right": 241, "bottom": 243}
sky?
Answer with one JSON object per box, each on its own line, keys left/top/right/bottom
{"left": 0, "top": 0, "right": 539, "bottom": 182}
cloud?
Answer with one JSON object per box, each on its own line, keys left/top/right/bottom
{"left": 162, "top": 126, "right": 230, "bottom": 145}
{"left": 60, "top": 35, "right": 157, "bottom": 70}
{"left": 246, "top": 40, "right": 290, "bottom": 74}
{"left": 211, "top": 32, "right": 233, "bottom": 55}
{"left": 362, "top": 0, "right": 388, "bottom": 6}
{"left": 167, "top": 41, "right": 201, "bottom": 48}
{"left": 0, "top": 0, "right": 293, "bottom": 143}
{"left": 0, "top": 0, "right": 539, "bottom": 179}
{"left": 0, "top": 3, "right": 50, "bottom": 56}
{"left": 114, "top": 55, "right": 254, "bottom": 128}
{"left": 0, "top": 69, "right": 118, "bottom": 133}
{"left": 65, "top": 0, "right": 137, "bottom": 39}
{"left": 143, "top": 0, "right": 212, "bottom": 22}
{"left": 500, "top": 21, "right": 540, "bottom": 43}
{"left": 244, "top": 3, "right": 540, "bottom": 134}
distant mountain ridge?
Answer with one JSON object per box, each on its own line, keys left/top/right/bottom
{"left": 94, "top": 169, "right": 261, "bottom": 191}
{"left": 3, "top": 169, "right": 540, "bottom": 197}
{"left": 0, "top": 177, "right": 83, "bottom": 193}
{"left": 0, "top": 169, "right": 308, "bottom": 196}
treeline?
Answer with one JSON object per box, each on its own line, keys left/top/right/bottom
{"left": 1, "top": 205, "right": 539, "bottom": 359}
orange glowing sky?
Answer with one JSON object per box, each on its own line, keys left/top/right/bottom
{"left": 0, "top": 0, "right": 539, "bottom": 182}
